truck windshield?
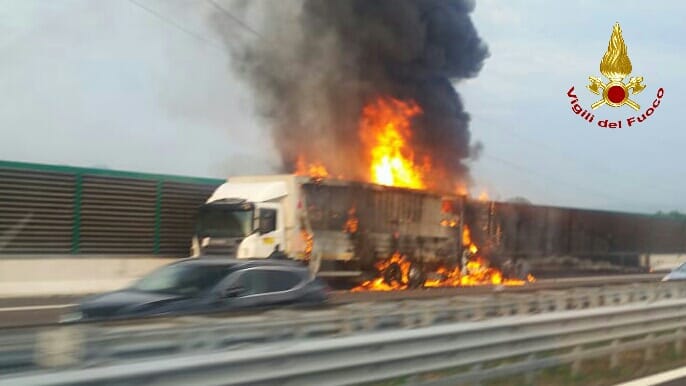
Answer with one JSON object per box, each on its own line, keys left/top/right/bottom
{"left": 196, "top": 207, "right": 254, "bottom": 238}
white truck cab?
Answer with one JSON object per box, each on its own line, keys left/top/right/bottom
{"left": 191, "top": 175, "right": 307, "bottom": 261}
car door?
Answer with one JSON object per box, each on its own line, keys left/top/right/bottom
{"left": 228, "top": 267, "right": 304, "bottom": 310}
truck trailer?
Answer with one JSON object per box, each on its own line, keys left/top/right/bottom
{"left": 190, "top": 174, "right": 498, "bottom": 287}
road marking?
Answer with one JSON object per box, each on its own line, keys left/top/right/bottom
{"left": 614, "top": 365, "right": 686, "bottom": 386}
{"left": 0, "top": 304, "right": 75, "bottom": 312}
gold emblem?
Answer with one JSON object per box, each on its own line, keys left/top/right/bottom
{"left": 587, "top": 23, "right": 646, "bottom": 110}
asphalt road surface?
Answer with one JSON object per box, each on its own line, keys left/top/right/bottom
{"left": 0, "top": 273, "right": 664, "bottom": 328}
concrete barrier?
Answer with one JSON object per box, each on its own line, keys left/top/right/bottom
{"left": 0, "top": 256, "right": 177, "bottom": 298}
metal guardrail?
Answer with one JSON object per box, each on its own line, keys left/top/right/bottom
{"left": 1, "top": 280, "right": 685, "bottom": 377}
{"left": 3, "top": 295, "right": 686, "bottom": 385}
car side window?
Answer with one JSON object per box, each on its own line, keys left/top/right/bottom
{"left": 236, "top": 269, "right": 270, "bottom": 296}
{"left": 235, "top": 269, "right": 302, "bottom": 295}
{"left": 266, "top": 270, "right": 301, "bottom": 292}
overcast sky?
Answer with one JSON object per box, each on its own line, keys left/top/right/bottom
{"left": 1, "top": 0, "right": 684, "bottom": 214}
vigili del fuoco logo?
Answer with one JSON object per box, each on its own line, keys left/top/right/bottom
{"left": 566, "top": 23, "right": 664, "bottom": 129}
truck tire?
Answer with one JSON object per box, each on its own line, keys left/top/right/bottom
{"left": 383, "top": 262, "right": 404, "bottom": 286}
{"left": 407, "top": 263, "right": 426, "bottom": 289}
{"left": 501, "top": 259, "right": 516, "bottom": 280}
{"left": 515, "top": 259, "right": 531, "bottom": 281}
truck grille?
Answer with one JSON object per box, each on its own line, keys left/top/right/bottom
{"left": 201, "top": 237, "right": 243, "bottom": 257}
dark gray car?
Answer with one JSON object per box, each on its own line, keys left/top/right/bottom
{"left": 62, "top": 258, "right": 329, "bottom": 322}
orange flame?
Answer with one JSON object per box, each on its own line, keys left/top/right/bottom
{"left": 343, "top": 207, "right": 359, "bottom": 234}
{"left": 462, "top": 226, "right": 474, "bottom": 248}
{"left": 295, "top": 155, "right": 329, "bottom": 180}
{"left": 440, "top": 219, "right": 458, "bottom": 228}
{"left": 456, "top": 184, "right": 469, "bottom": 196}
{"left": 359, "top": 97, "right": 427, "bottom": 189}
{"left": 301, "top": 229, "right": 313, "bottom": 258}
{"left": 352, "top": 252, "right": 411, "bottom": 291}
{"left": 352, "top": 225, "right": 535, "bottom": 291}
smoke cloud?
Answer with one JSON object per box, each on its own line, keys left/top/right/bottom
{"left": 215, "top": 0, "right": 488, "bottom": 191}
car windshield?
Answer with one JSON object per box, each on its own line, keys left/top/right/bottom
{"left": 196, "top": 207, "right": 254, "bottom": 238}
{"left": 131, "top": 264, "right": 233, "bottom": 296}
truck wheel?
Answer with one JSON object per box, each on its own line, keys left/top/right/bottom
{"left": 515, "top": 259, "right": 531, "bottom": 281}
{"left": 407, "top": 263, "right": 426, "bottom": 289}
{"left": 501, "top": 259, "right": 516, "bottom": 280}
{"left": 383, "top": 262, "right": 403, "bottom": 286}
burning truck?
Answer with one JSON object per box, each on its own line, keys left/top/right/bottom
{"left": 190, "top": 174, "right": 534, "bottom": 290}
{"left": 188, "top": 90, "right": 536, "bottom": 291}
{"left": 206, "top": 0, "right": 533, "bottom": 289}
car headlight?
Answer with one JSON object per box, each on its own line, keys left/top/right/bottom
{"left": 59, "top": 311, "right": 83, "bottom": 323}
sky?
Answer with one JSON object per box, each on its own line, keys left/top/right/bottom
{"left": 0, "top": 0, "right": 684, "bottom": 214}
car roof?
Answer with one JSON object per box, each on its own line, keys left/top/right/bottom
{"left": 171, "top": 257, "right": 308, "bottom": 270}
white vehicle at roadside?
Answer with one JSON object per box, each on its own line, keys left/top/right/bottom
{"left": 662, "top": 262, "right": 686, "bottom": 281}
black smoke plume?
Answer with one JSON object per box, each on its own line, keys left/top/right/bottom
{"left": 215, "top": 0, "right": 489, "bottom": 192}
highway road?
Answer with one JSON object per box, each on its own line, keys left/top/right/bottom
{"left": 0, "top": 273, "right": 664, "bottom": 328}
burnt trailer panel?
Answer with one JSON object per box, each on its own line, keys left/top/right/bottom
{"left": 302, "top": 182, "right": 447, "bottom": 235}
{"left": 468, "top": 201, "right": 686, "bottom": 272}
{"left": 301, "top": 182, "right": 462, "bottom": 269}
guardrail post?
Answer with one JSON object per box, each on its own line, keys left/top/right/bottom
{"left": 556, "top": 293, "right": 567, "bottom": 311}
{"left": 571, "top": 345, "right": 583, "bottom": 376}
{"left": 588, "top": 290, "right": 599, "bottom": 308}
{"left": 472, "top": 304, "right": 485, "bottom": 321}
{"left": 471, "top": 363, "right": 483, "bottom": 386}
{"left": 676, "top": 328, "right": 684, "bottom": 356}
{"left": 613, "top": 286, "right": 622, "bottom": 303}
{"left": 402, "top": 310, "right": 416, "bottom": 328}
{"left": 339, "top": 315, "right": 354, "bottom": 336}
{"left": 677, "top": 285, "right": 686, "bottom": 299}
{"left": 649, "top": 284, "right": 659, "bottom": 301}
{"left": 419, "top": 309, "right": 434, "bottom": 327}
{"left": 644, "top": 333, "right": 656, "bottom": 362}
{"left": 655, "top": 287, "right": 665, "bottom": 302}
{"left": 609, "top": 339, "right": 621, "bottom": 369}
{"left": 363, "top": 312, "right": 376, "bottom": 332}
{"left": 524, "top": 353, "right": 537, "bottom": 384}
{"left": 518, "top": 299, "right": 529, "bottom": 315}
{"left": 617, "top": 287, "right": 629, "bottom": 305}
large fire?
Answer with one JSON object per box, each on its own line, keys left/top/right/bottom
{"left": 294, "top": 97, "right": 429, "bottom": 189}
{"left": 359, "top": 97, "right": 427, "bottom": 190}
{"left": 293, "top": 96, "right": 536, "bottom": 292}
{"left": 352, "top": 225, "right": 535, "bottom": 291}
